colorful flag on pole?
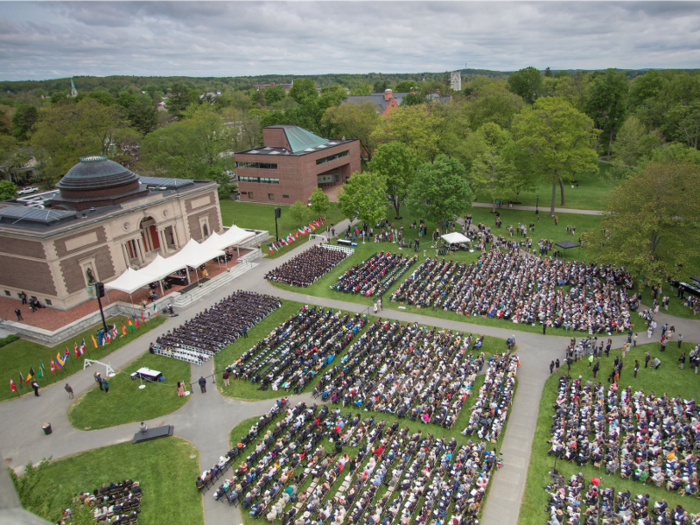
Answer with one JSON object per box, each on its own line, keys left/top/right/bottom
{"left": 38, "top": 364, "right": 44, "bottom": 379}
{"left": 50, "top": 358, "right": 55, "bottom": 374}
{"left": 56, "top": 353, "right": 64, "bottom": 369}
{"left": 75, "top": 342, "right": 80, "bottom": 359}
{"left": 80, "top": 339, "right": 86, "bottom": 355}
{"left": 153, "top": 303, "right": 158, "bottom": 317}
{"left": 26, "top": 367, "right": 34, "bottom": 383}
{"left": 140, "top": 310, "right": 144, "bottom": 323}
{"left": 134, "top": 315, "right": 140, "bottom": 329}
{"left": 10, "top": 378, "right": 17, "bottom": 393}
{"left": 111, "top": 324, "right": 118, "bottom": 339}
{"left": 122, "top": 321, "right": 127, "bottom": 335}
{"left": 64, "top": 348, "right": 70, "bottom": 362}
{"left": 106, "top": 331, "right": 111, "bottom": 344}
{"left": 91, "top": 334, "right": 98, "bottom": 348}
{"left": 128, "top": 318, "right": 134, "bottom": 331}
{"left": 19, "top": 371, "right": 25, "bottom": 384}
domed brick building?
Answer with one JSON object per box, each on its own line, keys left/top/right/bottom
{"left": 0, "top": 156, "right": 222, "bottom": 310}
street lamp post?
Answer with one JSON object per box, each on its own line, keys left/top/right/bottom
{"left": 535, "top": 195, "right": 539, "bottom": 215}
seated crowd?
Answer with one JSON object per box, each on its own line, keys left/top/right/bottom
{"left": 391, "top": 248, "right": 634, "bottom": 334}
{"left": 228, "top": 306, "right": 366, "bottom": 393}
{"left": 331, "top": 252, "right": 417, "bottom": 298}
{"left": 156, "top": 291, "right": 280, "bottom": 354}
{"left": 545, "top": 472, "right": 699, "bottom": 525}
{"left": 265, "top": 245, "right": 349, "bottom": 288}
{"left": 549, "top": 376, "right": 699, "bottom": 495}
{"left": 59, "top": 479, "right": 142, "bottom": 524}
{"left": 208, "top": 400, "right": 498, "bottom": 525}
{"left": 460, "top": 352, "right": 519, "bottom": 443}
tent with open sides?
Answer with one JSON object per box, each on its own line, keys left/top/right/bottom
{"left": 104, "top": 267, "right": 155, "bottom": 295}
{"left": 441, "top": 232, "right": 470, "bottom": 245}
{"left": 555, "top": 240, "right": 580, "bottom": 258}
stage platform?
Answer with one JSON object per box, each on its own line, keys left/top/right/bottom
{"left": 133, "top": 425, "right": 174, "bottom": 444}
{"left": 179, "top": 278, "right": 210, "bottom": 295}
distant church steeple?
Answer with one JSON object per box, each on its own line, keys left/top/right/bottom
{"left": 69, "top": 78, "right": 78, "bottom": 98}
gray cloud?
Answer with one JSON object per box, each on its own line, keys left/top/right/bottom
{"left": 0, "top": 2, "right": 699, "bottom": 81}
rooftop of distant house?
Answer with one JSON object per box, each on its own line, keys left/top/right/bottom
{"left": 235, "top": 125, "right": 356, "bottom": 157}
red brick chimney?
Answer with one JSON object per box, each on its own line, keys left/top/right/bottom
{"left": 384, "top": 89, "right": 393, "bottom": 101}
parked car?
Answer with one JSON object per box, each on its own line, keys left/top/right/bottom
{"left": 17, "top": 186, "right": 39, "bottom": 195}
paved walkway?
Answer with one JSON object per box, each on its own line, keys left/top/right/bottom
{"left": 1, "top": 218, "right": 699, "bottom": 525}
{"left": 472, "top": 201, "right": 604, "bottom": 215}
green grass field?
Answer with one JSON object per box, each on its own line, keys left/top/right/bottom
{"left": 68, "top": 352, "right": 191, "bottom": 430}
{"left": 518, "top": 340, "right": 700, "bottom": 525}
{"left": 14, "top": 438, "right": 203, "bottom": 525}
{"left": 1, "top": 315, "right": 166, "bottom": 403}
{"left": 474, "top": 161, "right": 619, "bottom": 212}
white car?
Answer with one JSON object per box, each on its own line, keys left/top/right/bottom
{"left": 17, "top": 186, "right": 39, "bottom": 195}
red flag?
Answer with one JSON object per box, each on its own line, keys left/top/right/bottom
{"left": 75, "top": 343, "right": 80, "bottom": 358}
{"left": 50, "top": 358, "right": 55, "bottom": 374}
{"left": 140, "top": 310, "right": 144, "bottom": 323}
{"left": 10, "top": 379, "right": 17, "bottom": 393}
{"left": 106, "top": 332, "right": 111, "bottom": 344}
{"left": 135, "top": 317, "right": 140, "bottom": 329}
{"left": 122, "top": 322, "right": 127, "bottom": 336}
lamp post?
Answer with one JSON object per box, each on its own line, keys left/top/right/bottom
{"left": 535, "top": 195, "right": 539, "bottom": 215}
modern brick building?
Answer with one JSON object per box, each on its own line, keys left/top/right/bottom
{"left": 234, "top": 125, "right": 361, "bottom": 205}
{"left": 0, "top": 156, "right": 222, "bottom": 310}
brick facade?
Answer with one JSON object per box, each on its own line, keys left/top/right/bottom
{"left": 0, "top": 237, "right": 46, "bottom": 259}
{"left": 53, "top": 226, "right": 108, "bottom": 258}
{"left": 236, "top": 138, "right": 361, "bottom": 205}
{"left": 0, "top": 254, "right": 57, "bottom": 296}
{"left": 59, "top": 247, "right": 115, "bottom": 294}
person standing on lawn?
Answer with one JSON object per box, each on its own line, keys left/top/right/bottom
{"left": 101, "top": 378, "right": 109, "bottom": 393}
{"left": 634, "top": 360, "right": 640, "bottom": 378}
{"left": 678, "top": 334, "right": 683, "bottom": 349}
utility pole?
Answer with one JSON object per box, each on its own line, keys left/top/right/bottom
{"left": 274, "top": 207, "right": 281, "bottom": 242}
{"left": 94, "top": 282, "right": 109, "bottom": 337}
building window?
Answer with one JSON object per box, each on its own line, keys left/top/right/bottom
{"left": 4, "top": 290, "right": 9, "bottom": 296}
{"left": 236, "top": 162, "right": 278, "bottom": 169}
{"left": 268, "top": 193, "right": 275, "bottom": 201}
{"left": 316, "top": 150, "right": 349, "bottom": 165}
{"left": 240, "top": 191, "right": 247, "bottom": 195}
{"left": 239, "top": 176, "right": 279, "bottom": 184}
{"left": 248, "top": 192, "right": 254, "bottom": 199}
{"left": 45, "top": 299, "right": 52, "bottom": 306}
{"left": 282, "top": 194, "right": 289, "bottom": 199}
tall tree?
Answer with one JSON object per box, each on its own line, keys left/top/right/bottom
{"left": 349, "top": 84, "right": 372, "bottom": 96}
{"left": 612, "top": 115, "right": 660, "bottom": 168}
{"left": 585, "top": 68, "right": 628, "bottom": 159}
{"left": 263, "top": 85, "right": 287, "bottom": 106}
{"left": 465, "top": 123, "right": 515, "bottom": 212}
{"left": 139, "top": 106, "right": 233, "bottom": 180}
{"left": 512, "top": 97, "right": 599, "bottom": 215}
{"left": 166, "top": 83, "right": 199, "bottom": 118}
{"left": 289, "top": 79, "right": 317, "bottom": 104}
{"left": 583, "top": 160, "right": 700, "bottom": 286}
{"left": 322, "top": 101, "right": 381, "bottom": 160}
{"left": 407, "top": 154, "right": 474, "bottom": 230}
{"left": 0, "top": 179, "right": 17, "bottom": 200}
{"left": 463, "top": 79, "right": 525, "bottom": 131}
{"left": 368, "top": 141, "right": 418, "bottom": 219}
{"left": 31, "top": 98, "right": 140, "bottom": 185}
{"left": 372, "top": 105, "right": 440, "bottom": 162}
{"left": 289, "top": 200, "right": 312, "bottom": 227}
{"left": 668, "top": 100, "right": 700, "bottom": 150}
{"left": 337, "top": 171, "right": 387, "bottom": 226}
{"left": 11, "top": 104, "right": 39, "bottom": 142}
{"left": 309, "top": 187, "right": 330, "bottom": 218}
{"left": 507, "top": 66, "right": 543, "bottom": 104}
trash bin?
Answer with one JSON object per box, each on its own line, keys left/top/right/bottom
{"left": 42, "top": 423, "right": 52, "bottom": 435}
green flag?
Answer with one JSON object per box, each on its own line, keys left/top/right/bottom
{"left": 18, "top": 371, "right": 24, "bottom": 388}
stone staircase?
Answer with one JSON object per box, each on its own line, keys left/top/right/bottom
{"left": 173, "top": 262, "right": 257, "bottom": 308}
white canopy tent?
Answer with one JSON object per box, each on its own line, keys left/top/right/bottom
{"left": 200, "top": 226, "right": 255, "bottom": 255}
{"left": 441, "top": 232, "right": 470, "bottom": 244}
{"left": 104, "top": 267, "right": 156, "bottom": 294}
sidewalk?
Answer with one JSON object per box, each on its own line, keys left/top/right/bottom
{"left": 472, "top": 201, "right": 604, "bottom": 216}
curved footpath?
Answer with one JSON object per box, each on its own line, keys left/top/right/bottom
{"left": 1, "top": 221, "right": 698, "bottom": 525}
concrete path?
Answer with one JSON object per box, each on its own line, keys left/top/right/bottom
{"left": 472, "top": 201, "right": 605, "bottom": 215}
{"left": 1, "top": 217, "right": 699, "bottom": 525}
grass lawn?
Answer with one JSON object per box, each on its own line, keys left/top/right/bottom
{"left": 1, "top": 315, "right": 167, "bottom": 403}
{"left": 518, "top": 340, "right": 700, "bottom": 525}
{"left": 68, "top": 352, "right": 191, "bottom": 430}
{"left": 15, "top": 437, "right": 203, "bottom": 525}
{"left": 640, "top": 297, "right": 700, "bottom": 321}
{"left": 474, "top": 161, "right": 619, "bottom": 212}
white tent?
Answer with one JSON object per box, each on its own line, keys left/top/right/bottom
{"left": 441, "top": 232, "right": 470, "bottom": 244}
{"left": 139, "top": 254, "right": 185, "bottom": 281}
{"left": 104, "top": 267, "right": 156, "bottom": 294}
{"left": 168, "top": 238, "right": 225, "bottom": 270}
{"left": 201, "top": 226, "right": 254, "bottom": 253}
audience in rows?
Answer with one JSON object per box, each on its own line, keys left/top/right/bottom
{"left": 265, "top": 245, "right": 349, "bottom": 288}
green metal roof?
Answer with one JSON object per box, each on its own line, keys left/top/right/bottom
{"left": 280, "top": 126, "right": 329, "bottom": 153}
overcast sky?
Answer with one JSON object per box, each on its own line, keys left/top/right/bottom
{"left": 1, "top": 1, "right": 699, "bottom": 81}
